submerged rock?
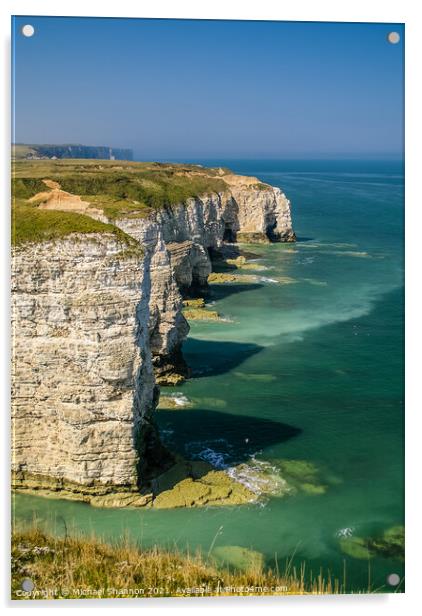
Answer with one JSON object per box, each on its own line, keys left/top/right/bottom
{"left": 338, "top": 525, "right": 404, "bottom": 561}
{"left": 227, "top": 459, "right": 291, "bottom": 497}
{"left": 275, "top": 459, "right": 329, "bottom": 495}
{"left": 190, "top": 397, "right": 227, "bottom": 409}
{"left": 339, "top": 536, "right": 373, "bottom": 560}
{"left": 157, "top": 393, "right": 192, "bottom": 410}
{"left": 234, "top": 372, "right": 277, "bottom": 382}
{"left": 369, "top": 525, "right": 404, "bottom": 561}
{"left": 211, "top": 545, "right": 264, "bottom": 572}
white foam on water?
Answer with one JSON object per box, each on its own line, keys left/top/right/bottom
{"left": 336, "top": 527, "right": 355, "bottom": 538}
{"left": 164, "top": 392, "right": 191, "bottom": 407}
{"left": 196, "top": 448, "right": 229, "bottom": 468}
{"left": 301, "top": 242, "right": 358, "bottom": 250}
{"left": 259, "top": 276, "right": 279, "bottom": 284}
{"left": 186, "top": 439, "right": 289, "bottom": 498}
{"left": 226, "top": 456, "right": 290, "bottom": 497}
{"left": 185, "top": 438, "right": 233, "bottom": 469}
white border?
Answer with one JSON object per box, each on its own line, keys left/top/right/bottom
{"left": 1, "top": 1, "right": 421, "bottom": 614}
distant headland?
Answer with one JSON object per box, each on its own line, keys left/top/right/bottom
{"left": 12, "top": 143, "right": 133, "bottom": 161}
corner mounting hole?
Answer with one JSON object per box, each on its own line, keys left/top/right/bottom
{"left": 22, "top": 24, "right": 35, "bottom": 38}
{"left": 387, "top": 573, "right": 400, "bottom": 586}
{"left": 387, "top": 32, "right": 400, "bottom": 44}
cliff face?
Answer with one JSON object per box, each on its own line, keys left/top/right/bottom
{"left": 11, "top": 234, "right": 162, "bottom": 500}
{"left": 12, "top": 166, "right": 295, "bottom": 501}
{"left": 113, "top": 177, "right": 294, "bottom": 383}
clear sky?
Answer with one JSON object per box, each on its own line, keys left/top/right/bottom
{"left": 12, "top": 17, "right": 404, "bottom": 159}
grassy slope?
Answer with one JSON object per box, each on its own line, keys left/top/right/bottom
{"left": 11, "top": 527, "right": 348, "bottom": 599}
{"left": 12, "top": 200, "right": 137, "bottom": 248}
{"left": 12, "top": 145, "right": 38, "bottom": 160}
{"left": 12, "top": 160, "right": 231, "bottom": 246}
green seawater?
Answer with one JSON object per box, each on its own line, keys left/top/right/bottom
{"left": 13, "top": 160, "right": 404, "bottom": 592}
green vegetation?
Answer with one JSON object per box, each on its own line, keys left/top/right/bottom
{"left": 11, "top": 160, "right": 236, "bottom": 246}
{"left": 12, "top": 526, "right": 356, "bottom": 599}
{"left": 12, "top": 177, "right": 50, "bottom": 199}
{"left": 12, "top": 199, "right": 137, "bottom": 248}
{"left": 12, "top": 159, "right": 230, "bottom": 220}
{"left": 11, "top": 159, "right": 235, "bottom": 246}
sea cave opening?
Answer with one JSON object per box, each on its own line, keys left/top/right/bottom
{"left": 266, "top": 221, "right": 279, "bottom": 241}
{"left": 223, "top": 223, "right": 236, "bottom": 243}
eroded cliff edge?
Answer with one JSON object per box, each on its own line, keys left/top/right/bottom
{"left": 12, "top": 160, "right": 295, "bottom": 507}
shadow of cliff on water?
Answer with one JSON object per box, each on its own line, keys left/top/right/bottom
{"left": 183, "top": 338, "right": 262, "bottom": 378}
{"left": 204, "top": 282, "right": 265, "bottom": 302}
{"left": 157, "top": 408, "right": 301, "bottom": 461}
{"left": 155, "top": 407, "right": 301, "bottom": 483}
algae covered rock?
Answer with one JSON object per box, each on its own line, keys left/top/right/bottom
{"left": 224, "top": 256, "right": 267, "bottom": 271}
{"left": 211, "top": 545, "right": 264, "bottom": 572}
{"left": 225, "top": 255, "right": 247, "bottom": 268}
{"left": 183, "top": 307, "right": 222, "bottom": 321}
{"left": 182, "top": 298, "right": 205, "bottom": 308}
{"left": 181, "top": 296, "right": 224, "bottom": 321}
{"left": 156, "top": 372, "right": 186, "bottom": 386}
{"left": 207, "top": 272, "right": 238, "bottom": 284}
{"left": 369, "top": 526, "right": 405, "bottom": 561}
{"left": 90, "top": 492, "right": 153, "bottom": 508}
{"left": 157, "top": 392, "right": 192, "bottom": 410}
{"left": 207, "top": 272, "right": 258, "bottom": 284}
{"left": 338, "top": 525, "right": 404, "bottom": 561}
{"left": 151, "top": 458, "right": 256, "bottom": 509}
{"left": 228, "top": 460, "right": 291, "bottom": 498}
{"left": 153, "top": 478, "right": 213, "bottom": 509}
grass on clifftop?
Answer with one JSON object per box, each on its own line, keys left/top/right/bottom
{"left": 11, "top": 526, "right": 356, "bottom": 599}
{"left": 11, "top": 160, "right": 232, "bottom": 245}
{"left": 12, "top": 199, "right": 138, "bottom": 248}
{"left": 13, "top": 159, "right": 230, "bottom": 220}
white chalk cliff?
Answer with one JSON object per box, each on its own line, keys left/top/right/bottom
{"left": 11, "top": 171, "right": 295, "bottom": 503}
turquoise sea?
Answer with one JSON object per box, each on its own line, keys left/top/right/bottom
{"left": 13, "top": 159, "right": 404, "bottom": 592}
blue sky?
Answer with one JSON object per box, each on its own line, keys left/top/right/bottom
{"left": 12, "top": 17, "right": 404, "bottom": 159}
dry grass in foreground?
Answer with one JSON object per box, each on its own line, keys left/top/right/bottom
{"left": 12, "top": 526, "right": 366, "bottom": 599}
